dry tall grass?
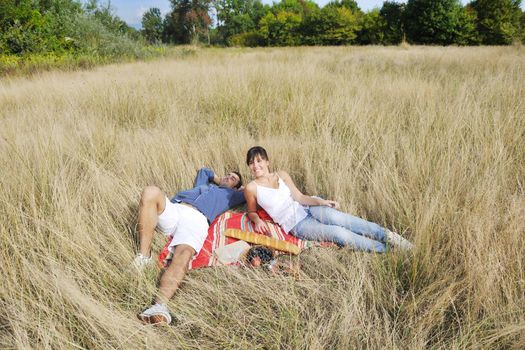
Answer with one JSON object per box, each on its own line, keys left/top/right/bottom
{"left": 1, "top": 46, "right": 524, "bottom": 349}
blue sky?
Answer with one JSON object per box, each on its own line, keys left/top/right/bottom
{"left": 102, "top": 0, "right": 524, "bottom": 28}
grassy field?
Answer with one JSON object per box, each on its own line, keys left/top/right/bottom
{"left": 1, "top": 45, "right": 524, "bottom": 349}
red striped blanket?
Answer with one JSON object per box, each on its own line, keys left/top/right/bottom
{"left": 158, "top": 209, "right": 314, "bottom": 269}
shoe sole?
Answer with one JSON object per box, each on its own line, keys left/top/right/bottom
{"left": 137, "top": 313, "right": 170, "bottom": 325}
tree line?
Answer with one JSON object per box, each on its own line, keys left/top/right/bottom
{"left": 1, "top": 0, "right": 524, "bottom": 59}
{"left": 145, "top": 0, "right": 525, "bottom": 46}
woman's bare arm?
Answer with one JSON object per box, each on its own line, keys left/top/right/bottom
{"left": 278, "top": 171, "right": 339, "bottom": 208}
{"left": 244, "top": 182, "right": 270, "bottom": 234}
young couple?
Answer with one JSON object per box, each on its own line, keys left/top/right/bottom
{"left": 135, "top": 146, "right": 413, "bottom": 325}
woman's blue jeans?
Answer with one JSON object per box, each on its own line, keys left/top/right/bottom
{"left": 291, "top": 206, "right": 388, "bottom": 253}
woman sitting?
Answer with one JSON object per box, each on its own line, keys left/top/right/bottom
{"left": 243, "top": 146, "right": 413, "bottom": 253}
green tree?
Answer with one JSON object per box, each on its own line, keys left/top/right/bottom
{"left": 404, "top": 0, "right": 474, "bottom": 45}
{"left": 214, "top": 0, "right": 268, "bottom": 44}
{"left": 165, "top": 0, "right": 212, "bottom": 44}
{"left": 300, "top": 6, "right": 324, "bottom": 45}
{"left": 85, "top": 0, "right": 133, "bottom": 36}
{"left": 318, "top": 5, "right": 361, "bottom": 44}
{"left": 470, "top": 0, "right": 522, "bottom": 44}
{"left": 326, "top": 0, "right": 360, "bottom": 12}
{"left": 142, "top": 7, "right": 164, "bottom": 43}
{"left": 455, "top": 5, "right": 480, "bottom": 44}
{"left": 0, "top": 0, "right": 46, "bottom": 54}
{"left": 33, "top": 0, "right": 85, "bottom": 52}
{"left": 300, "top": 0, "right": 361, "bottom": 45}
{"left": 272, "top": 0, "right": 319, "bottom": 16}
{"left": 259, "top": 10, "right": 302, "bottom": 45}
{"left": 358, "top": 9, "right": 385, "bottom": 44}
{"left": 258, "top": 0, "right": 320, "bottom": 46}
{"left": 379, "top": 1, "right": 405, "bottom": 44}
{"left": 0, "top": 0, "right": 83, "bottom": 54}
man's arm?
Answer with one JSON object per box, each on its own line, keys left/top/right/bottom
{"left": 212, "top": 174, "right": 221, "bottom": 185}
{"left": 193, "top": 168, "right": 215, "bottom": 187}
{"left": 229, "top": 188, "right": 246, "bottom": 207}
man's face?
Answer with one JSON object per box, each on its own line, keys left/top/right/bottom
{"left": 219, "top": 172, "right": 240, "bottom": 189}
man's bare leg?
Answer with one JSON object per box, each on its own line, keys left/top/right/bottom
{"left": 156, "top": 244, "right": 195, "bottom": 304}
{"left": 137, "top": 186, "right": 166, "bottom": 257}
{"left": 138, "top": 244, "right": 195, "bottom": 324}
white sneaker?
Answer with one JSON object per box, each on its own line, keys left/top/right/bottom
{"left": 386, "top": 230, "right": 414, "bottom": 251}
{"left": 132, "top": 253, "right": 152, "bottom": 270}
{"left": 137, "top": 303, "right": 172, "bottom": 325}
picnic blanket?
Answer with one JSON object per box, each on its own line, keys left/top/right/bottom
{"left": 158, "top": 209, "right": 315, "bottom": 269}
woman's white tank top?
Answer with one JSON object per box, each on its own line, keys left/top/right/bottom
{"left": 255, "top": 177, "right": 307, "bottom": 233}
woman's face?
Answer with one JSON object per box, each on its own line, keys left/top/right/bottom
{"left": 248, "top": 154, "right": 269, "bottom": 178}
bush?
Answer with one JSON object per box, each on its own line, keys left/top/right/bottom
{"left": 71, "top": 16, "right": 143, "bottom": 58}
{"left": 522, "top": 11, "right": 525, "bottom": 43}
{"left": 229, "top": 31, "right": 266, "bottom": 46}
{"left": 0, "top": 37, "right": 7, "bottom": 54}
{"left": 1, "top": 12, "right": 48, "bottom": 54}
{"left": 0, "top": 54, "right": 21, "bottom": 74}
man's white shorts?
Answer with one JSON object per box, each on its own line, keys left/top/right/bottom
{"left": 157, "top": 197, "right": 209, "bottom": 254}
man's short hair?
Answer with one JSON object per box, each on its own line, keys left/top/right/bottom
{"left": 232, "top": 171, "right": 243, "bottom": 189}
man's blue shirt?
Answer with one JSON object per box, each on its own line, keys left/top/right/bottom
{"left": 171, "top": 168, "right": 245, "bottom": 223}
